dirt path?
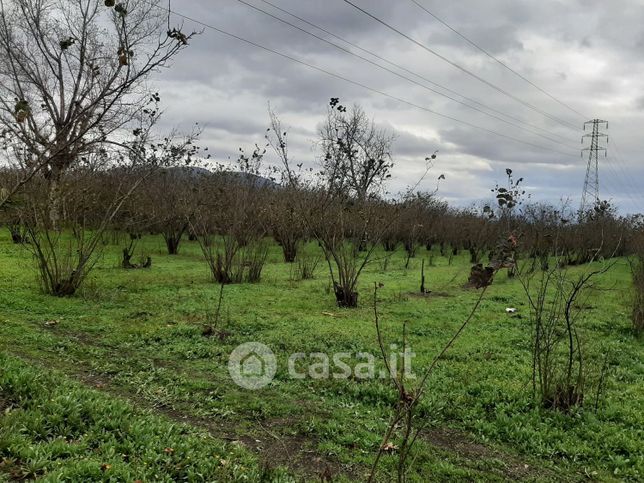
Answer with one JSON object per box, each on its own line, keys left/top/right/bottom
{"left": 2, "top": 351, "right": 569, "bottom": 482}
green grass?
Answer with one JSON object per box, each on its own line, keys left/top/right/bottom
{"left": 0, "top": 354, "right": 288, "bottom": 482}
{"left": 0, "top": 232, "right": 642, "bottom": 481}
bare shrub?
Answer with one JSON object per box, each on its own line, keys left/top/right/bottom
{"left": 121, "top": 234, "right": 151, "bottom": 269}
{"left": 519, "top": 253, "right": 615, "bottom": 411}
{"left": 193, "top": 148, "right": 269, "bottom": 285}
{"left": 28, "top": 227, "right": 99, "bottom": 296}
{"left": 291, "top": 253, "right": 320, "bottom": 281}
{"left": 265, "top": 107, "right": 306, "bottom": 263}
{"left": 244, "top": 242, "right": 269, "bottom": 283}
{"left": 196, "top": 234, "right": 268, "bottom": 284}
{"left": 196, "top": 233, "right": 242, "bottom": 284}
{"left": 310, "top": 195, "right": 390, "bottom": 307}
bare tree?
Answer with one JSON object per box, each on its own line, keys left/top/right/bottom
{"left": 308, "top": 194, "right": 389, "bottom": 307}
{"left": 265, "top": 106, "right": 306, "bottom": 262}
{"left": 0, "top": 0, "right": 194, "bottom": 225}
{"left": 319, "top": 99, "right": 394, "bottom": 202}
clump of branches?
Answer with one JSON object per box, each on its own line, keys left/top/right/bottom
{"left": 519, "top": 248, "right": 616, "bottom": 411}
{"left": 309, "top": 195, "right": 383, "bottom": 307}
{"left": 198, "top": 233, "right": 239, "bottom": 284}
{"left": 194, "top": 213, "right": 269, "bottom": 285}
{"left": 291, "top": 253, "right": 320, "bottom": 281}
{"left": 121, "top": 233, "right": 151, "bottom": 269}
{"left": 192, "top": 147, "right": 270, "bottom": 285}
{"left": 265, "top": 106, "right": 307, "bottom": 263}
{"left": 28, "top": 224, "right": 100, "bottom": 296}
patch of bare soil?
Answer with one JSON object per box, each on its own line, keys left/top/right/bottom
{"left": 0, "top": 394, "right": 29, "bottom": 482}
{"left": 0, "top": 458, "right": 27, "bottom": 482}
{"left": 6, "top": 352, "right": 355, "bottom": 481}
{"left": 137, "top": 400, "right": 357, "bottom": 481}
{"left": 424, "top": 427, "right": 561, "bottom": 481}
{"left": 408, "top": 290, "right": 452, "bottom": 299}
{"left": 237, "top": 417, "right": 357, "bottom": 482}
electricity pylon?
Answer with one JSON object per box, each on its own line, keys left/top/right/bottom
{"left": 580, "top": 119, "right": 608, "bottom": 216}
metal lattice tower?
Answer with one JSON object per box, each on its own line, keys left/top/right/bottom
{"left": 580, "top": 119, "right": 608, "bottom": 215}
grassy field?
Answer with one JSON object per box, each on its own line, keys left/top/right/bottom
{"left": 0, "top": 232, "right": 642, "bottom": 482}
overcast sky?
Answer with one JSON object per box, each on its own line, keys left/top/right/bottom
{"left": 153, "top": 0, "right": 644, "bottom": 214}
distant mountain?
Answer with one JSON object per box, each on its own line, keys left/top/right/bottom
{"left": 219, "top": 170, "right": 279, "bottom": 189}
{"left": 161, "top": 165, "right": 211, "bottom": 178}
{"left": 165, "top": 165, "right": 279, "bottom": 189}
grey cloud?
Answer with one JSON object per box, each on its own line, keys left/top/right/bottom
{"left": 389, "top": 128, "right": 440, "bottom": 158}
{"left": 636, "top": 97, "right": 644, "bottom": 110}
{"left": 146, "top": 0, "right": 643, "bottom": 214}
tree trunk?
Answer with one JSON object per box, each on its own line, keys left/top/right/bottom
{"left": 8, "top": 225, "right": 25, "bottom": 244}
{"left": 334, "top": 282, "right": 358, "bottom": 308}
{"left": 165, "top": 235, "right": 181, "bottom": 255}
{"left": 48, "top": 168, "right": 63, "bottom": 231}
{"left": 281, "top": 239, "right": 297, "bottom": 263}
{"left": 164, "top": 227, "right": 187, "bottom": 255}
{"left": 383, "top": 239, "right": 397, "bottom": 251}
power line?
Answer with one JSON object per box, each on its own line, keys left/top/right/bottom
{"left": 604, "top": 137, "right": 644, "bottom": 214}
{"left": 608, "top": 138, "right": 643, "bottom": 199}
{"left": 602, "top": 157, "right": 644, "bottom": 215}
{"left": 154, "top": 2, "right": 579, "bottom": 158}
{"left": 342, "top": 0, "right": 580, "bottom": 131}
{"left": 234, "top": 0, "right": 576, "bottom": 149}
{"left": 407, "top": 0, "right": 588, "bottom": 120}
{"left": 254, "top": 0, "right": 576, "bottom": 147}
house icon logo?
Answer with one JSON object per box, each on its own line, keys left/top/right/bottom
{"left": 228, "top": 342, "right": 277, "bottom": 390}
